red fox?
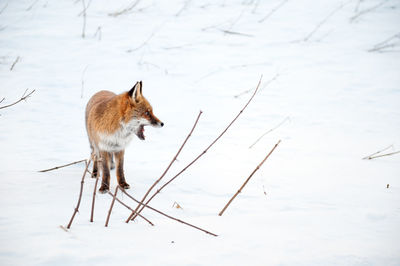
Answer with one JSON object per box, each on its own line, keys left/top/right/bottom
{"left": 85, "top": 81, "right": 163, "bottom": 193}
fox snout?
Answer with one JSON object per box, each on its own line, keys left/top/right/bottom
{"left": 151, "top": 118, "right": 164, "bottom": 128}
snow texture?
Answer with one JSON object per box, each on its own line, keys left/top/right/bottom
{"left": 0, "top": 0, "right": 399, "bottom": 265}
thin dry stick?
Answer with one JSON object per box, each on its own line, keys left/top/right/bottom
{"left": 81, "top": 0, "right": 87, "bottom": 38}
{"left": 175, "top": 0, "right": 192, "bottom": 16}
{"left": 362, "top": 145, "right": 393, "bottom": 160}
{"left": 0, "top": 3, "right": 8, "bottom": 14}
{"left": 39, "top": 159, "right": 87, "bottom": 173}
{"left": 126, "top": 111, "right": 203, "bottom": 222}
{"left": 66, "top": 157, "right": 91, "bottom": 229}
{"left": 0, "top": 89, "right": 35, "bottom": 110}
{"left": 107, "top": 190, "right": 154, "bottom": 226}
{"left": 90, "top": 175, "right": 99, "bottom": 222}
{"left": 249, "top": 116, "right": 289, "bottom": 149}
{"left": 258, "top": 0, "right": 288, "bottom": 23}
{"left": 368, "top": 151, "right": 400, "bottom": 160}
{"left": 363, "top": 145, "right": 400, "bottom": 160}
{"left": 128, "top": 76, "right": 263, "bottom": 223}
{"left": 350, "top": 0, "right": 386, "bottom": 22}
{"left": 121, "top": 188, "right": 217, "bottom": 237}
{"left": 105, "top": 186, "right": 119, "bottom": 227}
{"left": 26, "top": 0, "right": 39, "bottom": 11}
{"left": 94, "top": 26, "right": 102, "bottom": 41}
{"left": 303, "top": 2, "right": 347, "bottom": 42}
{"left": 219, "top": 140, "right": 281, "bottom": 216}
{"left": 219, "top": 29, "right": 254, "bottom": 37}
{"left": 10, "top": 56, "right": 20, "bottom": 71}
{"left": 108, "top": 0, "right": 141, "bottom": 17}
{"left": 234, "top": 73, "right": 279, "bottom": 98}
{"left": 368, "top": 33, "right": 400, "bottom": 53}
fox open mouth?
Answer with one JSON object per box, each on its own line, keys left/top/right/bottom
{"left": 137, "top": 125, "right": 145, "bottom": 140}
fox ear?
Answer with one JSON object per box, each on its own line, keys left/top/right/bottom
{"left": 128, "top": 81, "right": 142, "bottom": 102}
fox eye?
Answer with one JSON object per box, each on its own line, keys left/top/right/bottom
{"left": 145, "top": 111, "right": 150, "bottom": 116}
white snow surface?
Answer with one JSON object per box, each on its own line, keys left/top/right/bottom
{"left": 1, "top": 0, "right": 400, "bottom": 265}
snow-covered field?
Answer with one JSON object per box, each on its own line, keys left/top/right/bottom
{"left": 1, "top": 0, "right": 399, "bottom": 265}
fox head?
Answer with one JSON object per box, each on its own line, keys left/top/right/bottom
{"left": 123, "top": 81, "right": 164, "bottom": 140}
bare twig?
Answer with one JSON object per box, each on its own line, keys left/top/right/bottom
{"left": 219, "top": 140, "right": 281, "bottom": 216}
{"left": 367, "top": 151, "right": 400, "bottom": 160}
{"left": 368, "top": 33, "right": 400, "bottom": 53}
{"left": 107, "top": 190, "right": 154, "bottom": 226}
{"left": 26, "top": 0, "right": 39, "bottom": 11}
{"left": 81, "top": 0, "right": 87, "bottom": 38}
{"left": 0, "top": 98, "right": 4, "bottom": 104}
{"left": 121, "top": 188, "right": 217, "bottom": 237}
{"left": 105, "top": 186, "right": 119, "bottom": 227}
{"left": 38, "top": 159, "right": 87, "bottom": 172}
{"left": 258, "top": 0, "right": 288, "bottom": 23}
{"left": 126, "top": 26, "right": 161, "bottom": 53}
{"left": 0, "top": 89, "right": 35, "bottom": 110}
{"left": 219, "top": 29, "right": 254, "bottom": 37}
{"left": 176, "top": 0, "right": 192, "bottom": 16}
{"left": 350, "top": 0, "right": 387, "bottom": 22}
{"left": 108, "top": 0, "right": 141, "bottom": 17}
{"left": 252, "top": 0, "right": 261, "bottom": 14}
{"left": 66, "top": 157, "right": 91, "bottom": 229}
{"left": 0, "top": 3, "right": 8, "bottom": 14}
{"left": 93, "top": 26, "right": 102, "bottom": 41}
{"left": 363, "top": 145, "right": 400, "bottom": 160}
{"left": 249, "top": 117, "right": 289, "bottom": 149}
{"left": 129, "top": 76, "right": 263, "bottom": 223}
{"left": 354, "top": 0, "right": 364, "bottom": 13}
{"left": 78, "top": 0, "right": 92, "bottom": 16}
{"left": 10, "top": 56, "right": 20, "bottom": 71}
{"left": 303, "top": 2, "right": 348, "bottom": 42}
{"left": 90, "top": 175, "right": 99, "bottom": 222}
{"left": 234, "top": 73, "right": 279, "bottom": 98}
{"left": 126, "top": 111, "right": 203, "bottom": 222}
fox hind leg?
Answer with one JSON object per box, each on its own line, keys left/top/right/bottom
{"left": 115, "top": 151, "right": 130, "bottom": 189}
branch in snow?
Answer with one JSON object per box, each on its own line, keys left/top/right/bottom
{"left": 0, "top": 89, "right": 35, "bottom": 110}
{"left": 0, "top": 3, "right": 8, "bottom": 14}
{"left": 129, "top": 76, "right": 264, "bottom": 223}
{"left": 219, "top": 140, "right": 281, "bottom": 216}
{"left": 81, "top": 0, "right": 88, "bottom": 38}
{"left": 258, "top": 0, "right": 288, "bottom": 23}
{"left": 368, "top": 33, "right": 400, "bottom": 53}
{"left": 249, "top": 117, "right": 290, "bottom": 149}
{"left": 175, "top": 0, "right": 192, "bottom": 17}
{"left": 38, "top": 159, "right": 87, "bottom": 172}
{"left": 121, "top": 188, "right": 218, "bottom": 237}
{"left": 105, "top": 186, "right": 119, "bottom": 227}
{"left": 350, "top": 0, "right": 387, "bottom": 22}
{"left": 66, "top": 157, "right": 91, "bottom": 229}
{"left": 126, "top": 111, "right": 203, "bottom": 223}
{"left": 362, "top": 145, "right": 400, "bottom": 160}
{"left": 234, "top": 73, "right": 279, "bottom": 98}
{"left": 10, "top": 56, "right": 20, "bottom": 71}
{"left": 26, "top": 0, "right": 39, "bottom": 11}
{"left": 108, "top": 0, "right": 141, "bottom": 17}
{"left": 302, "top": 2, "right": 348, "bottom": 42}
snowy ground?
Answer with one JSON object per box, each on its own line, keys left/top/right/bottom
{"left": 1, "top": 0, "right": 400, "bottom": 265}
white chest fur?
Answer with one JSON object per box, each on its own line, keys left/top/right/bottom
{"left": 97, "top": 119, "right": 142, "bottom": 152}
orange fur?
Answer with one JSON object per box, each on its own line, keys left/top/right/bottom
{"left": 85, "top": 81, "right": 163, "bottom": 193}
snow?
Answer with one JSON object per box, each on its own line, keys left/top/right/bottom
{"left": 1, "top": 0, "right": 400, "bottom": 265}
